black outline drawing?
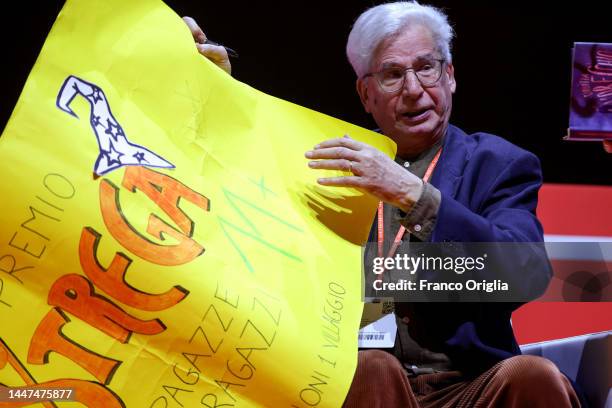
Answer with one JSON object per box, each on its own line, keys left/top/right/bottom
{"left": 56, "top": 75, "right": 175, "bottom": 176}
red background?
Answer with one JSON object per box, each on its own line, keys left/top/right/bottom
{"left": 513, "top": 183, "right": 612, "bottom": 344}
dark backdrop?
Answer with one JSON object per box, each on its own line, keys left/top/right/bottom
{"left": 2, "top": 1, "right": 611, "bottom": 185}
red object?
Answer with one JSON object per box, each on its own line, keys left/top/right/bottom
{"left": 537, "top": 183, "right": 612, "bottom": 237}
{"left": 513, "top": 302, "right": 611, "bottom": 344}
{"left": 512, "top": 183, "right": 612, "bottom": 345}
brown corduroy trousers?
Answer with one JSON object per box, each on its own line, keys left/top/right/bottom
{"left": 343, "top": 350, "right": 581, "bottom": 407}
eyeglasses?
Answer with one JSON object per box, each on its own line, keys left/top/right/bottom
{"left": 363, "top": 59, "right": 445, "bottom": 93}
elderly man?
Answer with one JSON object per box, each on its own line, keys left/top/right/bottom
{"left": 185, "top": 2, "right": 582, "bottom": 407}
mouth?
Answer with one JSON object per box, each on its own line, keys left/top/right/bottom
{"left": 400, "top": 108, "right": 431, "bottom": 121}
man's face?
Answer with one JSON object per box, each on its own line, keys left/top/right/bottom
{"left": 357, "top": 25, "right": 456, "bottom": 157}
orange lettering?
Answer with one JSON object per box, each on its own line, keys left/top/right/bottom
{"left": 79, "top": 227, "right": 188, "bottom": 311}
{"left": 122, "top": 166, "right": 209, "bottom": 235}
{"left": 1, "top": 339, "right": 123, "bottom": 407}
{"left": 0, "top": 339, "right": 57, "bottom": 408}
{"left": 47, "top": 274, "right": 166, "bottom": 343}
{"left": 27, "top": 308, "right": 120, "bottom": 384}
{"left": 99, "top": 167, "right": 210, "bottom": 266}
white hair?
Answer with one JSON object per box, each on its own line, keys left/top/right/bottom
{"left": 346, "top": 2, "right": 454, "bottom": 77}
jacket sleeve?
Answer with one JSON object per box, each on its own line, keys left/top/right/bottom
{"left": 430, "top": 151, "right": 552, "bottom": 301}
{"left": 433, "top": 151, "right": 543, "bottom": 242}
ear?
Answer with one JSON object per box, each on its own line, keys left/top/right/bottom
{"left": 356, "top": 77, "right": 372, "bottom": 113}
{"left": 446, "top": 62, "right": 456, "bottom": 93}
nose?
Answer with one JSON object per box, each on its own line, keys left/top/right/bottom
{"left": 401, "top": 70, "right": 424, "bottom": 99}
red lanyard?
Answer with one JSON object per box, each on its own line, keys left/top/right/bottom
{"left": 377, "top": 148, "right": 442, "bottom": 261}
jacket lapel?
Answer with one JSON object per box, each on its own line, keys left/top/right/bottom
{"left": 430, "top": 124, "right": 470, "bottom": 200}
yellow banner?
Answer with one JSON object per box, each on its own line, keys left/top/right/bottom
{"left": 0, "top": 0, "right": 394, "bottom": 407}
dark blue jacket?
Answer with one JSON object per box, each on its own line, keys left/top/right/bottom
{"left": 393, "top": 124, "right": 552, "bottom": 375}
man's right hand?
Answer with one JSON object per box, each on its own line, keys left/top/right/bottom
{"left": 182, "top": 16, "right": 231, "bottom": 75}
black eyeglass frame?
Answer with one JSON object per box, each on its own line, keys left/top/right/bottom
{"left": 362, "top": 59, "right": 446, "bottom": 92}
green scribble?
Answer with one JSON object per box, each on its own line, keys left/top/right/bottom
{"left": 249, "top": 176, "right": 277, "bottom": 199}
{"left": 222, "top": 188, "right": 303, "bottom": 234}
{"left": 218, "top": 217, "right": 302, "bottom": 273}
{"left": 219, "top": 188, "right": 304, "bottom": 273}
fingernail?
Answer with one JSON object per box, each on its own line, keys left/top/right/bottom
{"left": 305, "top": 151, "right": 313, "bottom": 158}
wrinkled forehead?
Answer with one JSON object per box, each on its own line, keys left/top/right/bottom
{"left": 371, "top": 24, "right": 439, "bottom": 69}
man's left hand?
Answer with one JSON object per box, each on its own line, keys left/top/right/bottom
{"left": 305, "top": 136, "right": 423, "bottom": 212}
